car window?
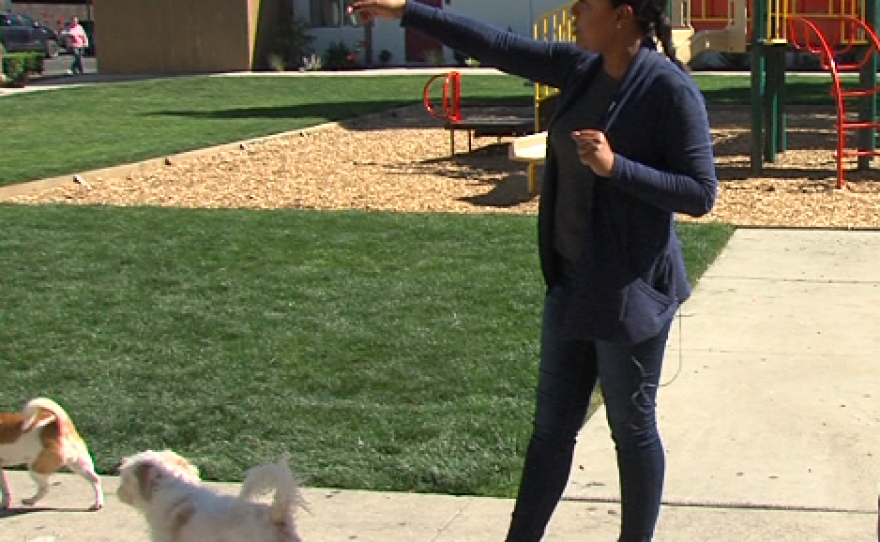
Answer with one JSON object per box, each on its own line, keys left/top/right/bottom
{"left": 0, "top": 15, "right": 9, "bottom": 27}
{"left": 19, "top": 14, "right": 34, "bottom": 26}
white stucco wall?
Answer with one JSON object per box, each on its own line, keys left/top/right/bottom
{"left": 451, "top": 0, "right": 565, "bottom": 38}
{"left": 295, "top": 0, "right": 569, "bottom": 67}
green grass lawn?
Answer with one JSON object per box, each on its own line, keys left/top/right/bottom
{"left": 0, "top": 72, "right": 853, "bottom": 187}
{"left": 1, "top": 69, "right": 738, "bottom": 496}
{"left": 0, "top": 74, "right": 532, "bottom": 187}
{"left": 0, "top": 204, "right": 733, "bottom": 496}
{"left": 694, "top": 72, "right": 860, "bottom": 105}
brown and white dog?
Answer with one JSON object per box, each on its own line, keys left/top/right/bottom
{"left": 0, "top": 397, "right": 103, "bottom": 510}
{"left": 117, "top": 449, "right": 305, "bottom": 542}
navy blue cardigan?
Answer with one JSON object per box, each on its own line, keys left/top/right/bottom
{"left": 402, "top": 2, "right": 717, "bottom": 345}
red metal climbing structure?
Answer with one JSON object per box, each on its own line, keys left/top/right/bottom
{"left": 787, "top": 15, "right": 880, "bottom": 187}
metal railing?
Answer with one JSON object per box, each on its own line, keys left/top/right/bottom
{"left": 768, "top": 0, "right": 867, "bottom": 43}
{"left": 532, "top": 1, "right": 575, "bottom": 119}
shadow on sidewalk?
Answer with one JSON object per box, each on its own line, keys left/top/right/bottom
{"left": 0, "top": 505, "right": 90, "bottom": 518}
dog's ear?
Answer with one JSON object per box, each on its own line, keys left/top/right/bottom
{"left": 171, "top": 455, "right": 199, "bottom": 480}
{"left": 135, "top": 461, "right": 162, "bottom": 502}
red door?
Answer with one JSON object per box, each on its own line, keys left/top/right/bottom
{"left": 405, "top": 0, "right": 443, "bottom": 63}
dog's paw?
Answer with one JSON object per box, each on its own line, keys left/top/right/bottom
{"left": 88, "top": 502, "right": 103, "bottom": 511}
{"left": 21, "top": 497, "right": 36, "bottom": 506}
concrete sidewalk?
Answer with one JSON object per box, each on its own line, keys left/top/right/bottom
{"left": 566, "top": 228, "right": 880, "bottom": 540}
{"left": 2, "top": 228, "right": 880, "bottom": 541}
{"left": 0, "top": 67, "right": 512, "bottom": 97}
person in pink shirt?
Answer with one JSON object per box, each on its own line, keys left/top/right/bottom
{"left": 66, "top": 16, "right": 89, "bottom": 75}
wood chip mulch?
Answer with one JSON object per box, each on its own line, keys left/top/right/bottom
{"left": 5, "top": 104, "right": 880, "bottom": 229}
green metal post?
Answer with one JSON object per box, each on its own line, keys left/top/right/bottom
{"left": 775, "top": 45, "right": 787, "bottom": 153}
{"left": 858, "top": 0, "right": 878, "bottom": 170}
{"left": 764, "top": 45, "right": 784, "bottom": 161}
{"left": 751, "top": 47, "right": 766, "bottom": 172}
{"left": 750, "top": 0, "right": 768, "bottom": 173}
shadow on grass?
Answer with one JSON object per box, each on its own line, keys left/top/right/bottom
{"left": 152, "top": 100, "right": 410, "bottom": 121}
{"left": 150, "top": 97, "right": 532, "bottom": 132}
{"left": 701, "top": 79, "right": 838, "bottom": 106}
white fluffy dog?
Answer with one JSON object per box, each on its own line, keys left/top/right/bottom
{"left": 117, "top": 450, "right": 304, "bottom": 542}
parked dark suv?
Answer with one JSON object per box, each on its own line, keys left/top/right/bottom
{"left": 0, "top": 13, "right": 60, "bottom": 58}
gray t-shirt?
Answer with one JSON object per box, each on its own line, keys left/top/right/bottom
{"left": 548, "top": 69, "right": 620, "bottom": 269}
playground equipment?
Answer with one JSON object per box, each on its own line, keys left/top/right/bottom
{"left": 669, "top": 0, "right": 750, "bottom": 64}
{"left": 508, "top": 132, "right": 549, "bottom": 194}
{"left": 511, "top": 0, "right": 750, "bottom": 191}
{"left": 510, "top": 0, "right": 879, "bottom": 190}
{"left": 750, "top": 0, "right": 879, "bottom": 188}
{"left": 785, "top": 14, "right": 880, "bottom": 186}
{"left": 423, "top": 71, "right": 534, "bottom": 156}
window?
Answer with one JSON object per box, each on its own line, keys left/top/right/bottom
{"left": 309, "top": 0, "right": 357, "bottom": 28}
{"left": 5, "top": 13, "right": 25, "bottom": 26}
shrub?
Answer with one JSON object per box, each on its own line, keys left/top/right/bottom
{"left": 22, "top": 52, "right": 45, "bottom": 74}
{"left": 267, "top": 53, "right": 286, "bottom": 72}
{"left": 2, "top": 52, "right": 43, "bottom": 86}
{"left": 2, "top": 56, "right": 27, "bottom": 86}
{"left": 269, "top": 17, "right": 316, "bottom": 71}
{"left": 323, "top": 41, "right": 358, "bottom": 71}
{"left": 423, "top": 48, "right": 445, "bottom": 67}
{"left": 453, "top": 50, "right": 480, "bottom": 68}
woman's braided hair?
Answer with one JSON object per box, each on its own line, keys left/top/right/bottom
{"left": 614, "top": 0, "right": 685, "bottom": 69}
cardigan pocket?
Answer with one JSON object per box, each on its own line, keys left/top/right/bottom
{"left": 618, "top": 278, "right": 677, "bottom": 344}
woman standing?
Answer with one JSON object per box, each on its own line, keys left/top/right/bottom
{"left": 348, "top": 1, "right": 717, "bottom": 540}
{"left": 66, "top": 16, "right": 89, "bottom": 75}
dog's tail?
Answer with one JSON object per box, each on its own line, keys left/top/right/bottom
{"left": 239, "top": 455, "right": 306, "bottom": 525}
{"left": 21, "top": 397, "right": 74, "bottom": 434}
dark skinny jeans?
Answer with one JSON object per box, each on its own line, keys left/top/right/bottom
{"left": 70, "top": 47, "right": 85, "bottom": 74}
{"left": 505, "top": 282, "right": 672, "bottom": 542}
